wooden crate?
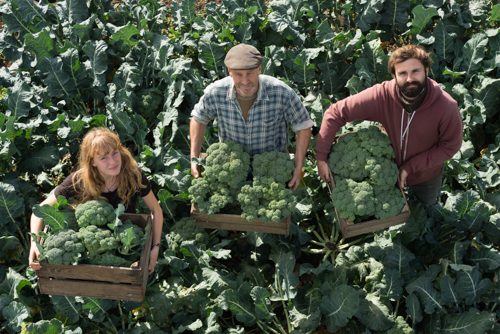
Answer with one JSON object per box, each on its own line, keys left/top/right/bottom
{"left": 329, "top": 178, "right": 410, "bottom": 238}
{"left": 191, "top": 204, "right": 290, "bottom": 235}
{"left": 37, "top": 213, "right": 152, "bottom": 301}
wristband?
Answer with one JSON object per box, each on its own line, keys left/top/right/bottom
{"left": 152, "top": 242, "right": 160, "bottom": 248}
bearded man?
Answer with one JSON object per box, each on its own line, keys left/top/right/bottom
{"left": 316, "top": 45, "right": 463, "bottom": 206}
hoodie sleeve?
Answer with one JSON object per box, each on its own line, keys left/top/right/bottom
{"left": 400, "top": 100, "right": 463, "bottom": 177}
{"left": 315, "top": 84, "right": 386, "bottom": 161}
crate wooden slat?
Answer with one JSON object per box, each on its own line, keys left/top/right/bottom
{"left": 37, "top": 213, "right": 152, "bottom": 301}
{"left": 191, "top": 205, "right": 290, "bottom": 235}
{"left": 337, "top": 198, "right": 410, "bottom": 238}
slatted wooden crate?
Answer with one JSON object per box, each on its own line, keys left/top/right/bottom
{"left": 37, "top": 213, "right": 152, "bottom": 301}
{"left": 329, "top": 174, "right": 410, "bottom": 238}
{"left": 191, "top": 205, "right": 290, "bottom": 235}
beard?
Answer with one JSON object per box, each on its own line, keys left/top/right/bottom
{"left": 399, "top": 78, "right": 426, "bottom": 98}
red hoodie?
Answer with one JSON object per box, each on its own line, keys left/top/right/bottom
{"left": 316, "top": 78, "right": 463, "bottom": 186}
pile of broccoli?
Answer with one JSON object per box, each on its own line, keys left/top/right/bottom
{"left": 189, "top": 141, "right": 296, "bottom": 223}
{"left": 189, "top": 141, "right": 250, "bottom": 214}
{"left": 40, "top": 200, "right": 145, "bottom": 266}
{"left": 328, "top": 123, "right": 405, "bottom": 222}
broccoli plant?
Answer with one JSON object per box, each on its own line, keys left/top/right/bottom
{"left": 75, "top": 200, "right": 116, "bottom": 227}
{"left": 328, "top": 123, "right": 405, "bottom": 222}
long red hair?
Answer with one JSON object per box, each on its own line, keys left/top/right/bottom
{"left": 72, "top": 127, "right": 144, "bottom": 206}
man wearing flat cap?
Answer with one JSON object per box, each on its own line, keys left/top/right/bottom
{"left": 190, "top": 43, "right": 313, "bottom": 189}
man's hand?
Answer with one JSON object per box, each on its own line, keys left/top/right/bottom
{"left": 148, "top": 245, "right": 159, "bottom": 273}
{"left": 191, "top": 160, "right": 200, "bottom": 178}
{"left": 288, "top": 167, "right": 303, "bottom": 190}
{"left": 317, "top": 160, "right": 331, "bottom": 183}
{"left": 398, "top": 168, "right": 408, "bottom": 189}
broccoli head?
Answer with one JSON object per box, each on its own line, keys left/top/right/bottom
{"left": 189, "top": 141, "right": 251, "bottom": 214}
{"left": 252, "top": 151, "right": 294, "bottom": 184}
{"left": 78, "top": 225, "right": 118, "bottom": 257}
{"left": 237, "top": 177, "right": 296, "bottom": 222}
{"left": 331, "top": 178, "right": 376, "bottom": 222}
{"left": 75, "top": 199, "right": 116, "bottom": 228}
{"left": 42, "top": 229, "right": 84, "bottom": 265}
{"left": 88, "top": 252, "right": 131, "bottom": 267}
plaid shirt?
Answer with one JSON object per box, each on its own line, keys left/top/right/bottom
{"left": 191, "top": 75, "right": 313, "bottom": 155}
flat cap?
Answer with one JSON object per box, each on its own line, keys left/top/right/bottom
{"left": 224, "top": 44, "right": 263, "bottom": 70}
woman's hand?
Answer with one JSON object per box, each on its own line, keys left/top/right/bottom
{"left": 29, "top": 242, "right": 42, "bottom": 271}
{"left": 148, "top": 245, "right": 159, "bottom": 272}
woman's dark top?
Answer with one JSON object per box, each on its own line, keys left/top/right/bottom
{"left": 54, "top": 171, "right": 151, "bottom": 212}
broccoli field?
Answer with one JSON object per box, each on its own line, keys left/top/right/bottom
{"left": 0, "top": 0, "right": 499, "bottom": 333}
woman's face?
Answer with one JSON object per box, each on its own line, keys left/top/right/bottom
{"left": 93, "top": 149, "right": 122, "bottom": 178}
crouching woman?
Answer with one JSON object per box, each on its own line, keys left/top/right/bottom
{"left": 28, "top": 127, "right": 164, "bottom": 272}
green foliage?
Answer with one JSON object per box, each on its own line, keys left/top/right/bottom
{"left": 0, "top": 0, "right": 498, "bottom": 332}
{"left": 75, "top": 200, "right": 116, "bottom": 228}
{"left": 41, "top": 229, "right": 84, "bottom": 265}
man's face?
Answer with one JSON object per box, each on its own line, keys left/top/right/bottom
{"left": 228, "top": 67, "right": 260, "bottom": 98}
{"left": 393, "top": 58, "right": 428, "bottom": 98}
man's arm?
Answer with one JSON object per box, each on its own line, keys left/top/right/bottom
{"left": 288, "top": 128, "right": 311, "bottom": 189}
{"left": 190, "top": 118, "right": 207, "bottom": 178}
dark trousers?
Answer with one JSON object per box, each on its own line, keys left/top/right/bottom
{"left": 408, "top": 168, "right": 444, "bottom": 206}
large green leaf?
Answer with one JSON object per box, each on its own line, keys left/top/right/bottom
{"left": 0, "top": 236, "right": 23, "bottom": 264}
{"left": 409, "top": 5, "right": 439, "bottom": 35}
{"left": 473, "top": 76, "right": 500, "bottom": 118}
{"left": 452, "top": 265, "right": 492, "bottom": 305}
{"left": 1, "top": 0, "right": 49, "bottom": 34}
{"left": 355, "top": 294, "right": 393, "bottom": 331}
{"left": 108, "top": 22, "right": 140, "bottom": 48}
{"left": 82, "top": 40, "right": 108, "bottom": 88}
{"left": 455, "top": 32, "right": 489, "bottom": 80}
{"left": 267, "top": 2, "right": 306, "bottom": 44}
{"left": 320, "top": 284, "right": 360, "bottom": 332}
{"left": 440, "top": 308, "right": 496, "bottom": 333}
{"left": 197, "top": 33, "right": 226, "bottom": 77}
{"left": 405, "top": 292, "right": 423, "bottom": 324}
{"left": 439, "top": 275, "right": 460, "bottom": 308}
{"left": 406, "top": 265, "right": 443, "bottom": 314}
{"left": 432, "top": 20, "right": 460, "bottom": 61}
{"left": 7, "top": 81, "right": 33, "bottom": 120}
{"left": 2, "top": 300, "right": 30, "bottom": 332}
{"left": 0, "top": 182, "right": 24, "bottom": 225}
{"left": 24, "top": 29, "right": 56, "bottom": 62}
{"left": 66, "top": 0, "right": 89, "bottom": 23}
{"left": 270, "top": 250, "right": 299, "bottom": 300}
{"left": 250, "top": 286, "right": 273, "bottom": 321}
{"left": 18, "top": 144, "right": 60, "bottom": 173}
{"left": 39, "top": 57, "right": 77, "bottom": 99}
{"left": 354, "top": 0, "right": 384, "bottom": 32}
{"left": 220, "top": 283, "right": 256, "bottom": 326}
{"left": 23, "top": 319, "right": 65, "bottom": 334}
{"left": 31, "top": 204, "right": 67, "bottom": 233}
{"left": 380, "top": 0, "right": 411, "bottom": 32}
